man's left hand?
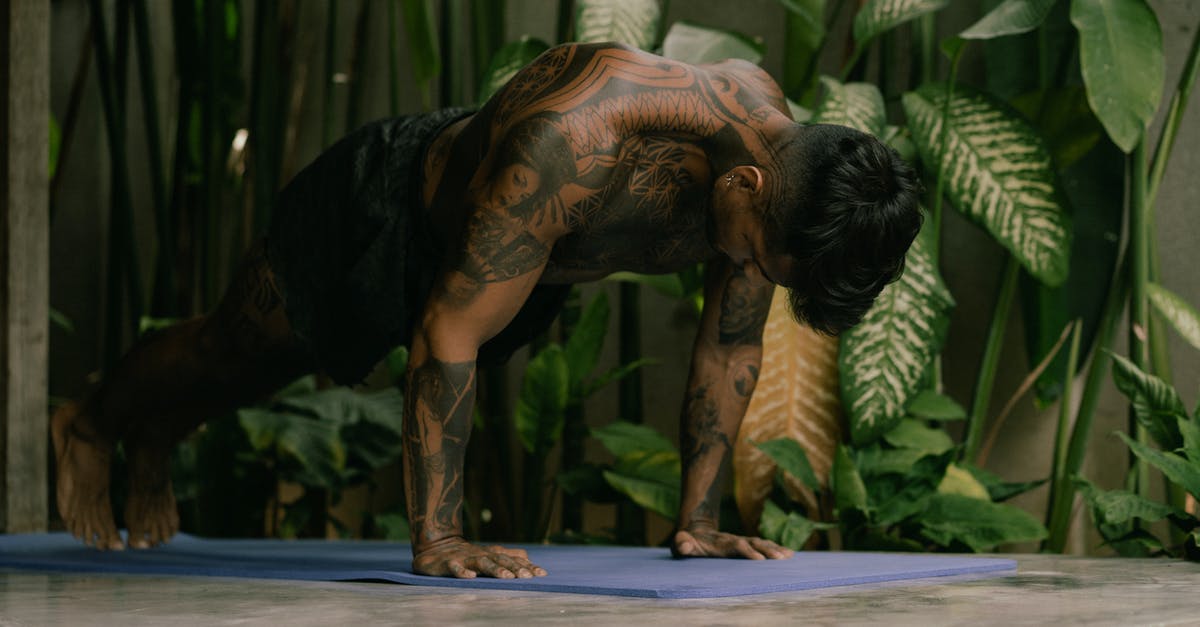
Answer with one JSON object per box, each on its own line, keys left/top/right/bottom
{"left": 671, "top": 525, "right": 795, "bottom": 560}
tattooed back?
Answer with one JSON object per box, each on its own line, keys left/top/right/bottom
{"left": 419, "top": 41, "right": 794, "bottom": 285}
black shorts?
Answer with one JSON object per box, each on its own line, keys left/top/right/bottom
{"left": 266, "top": 109, "right": 569, "bottom": 385}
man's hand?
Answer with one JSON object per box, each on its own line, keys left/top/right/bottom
{"left": 671, "top": 525, "right": 794, "bottom": 560}
{"left": 413, "top": 536, "right": 549, "bottom": 579}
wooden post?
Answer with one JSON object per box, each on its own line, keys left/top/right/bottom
{"left": 1, "top": 0, "right": 50, "bottom": 532}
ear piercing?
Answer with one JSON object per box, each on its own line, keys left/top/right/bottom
{"left": 725, "top": 174, "right": 734, "bottom": 188}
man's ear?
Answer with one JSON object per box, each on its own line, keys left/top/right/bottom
{"left": 731, "top": 165, "right": 764, "bottom": 193}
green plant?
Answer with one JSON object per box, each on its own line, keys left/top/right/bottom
{"left": 1075, "top": 284, "right": 1200, "bottom": 558}
{"left": 501, "top": 291, "right": 653, "bottom": 542}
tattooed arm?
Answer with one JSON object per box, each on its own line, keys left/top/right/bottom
{"left": 403, "top": 120, "right": 577, "bottom": 579}
{"left": 672, "top": 258, "right": 794, "bottom": 560}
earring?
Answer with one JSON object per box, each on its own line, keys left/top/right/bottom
{"left": 725, "top": 174, "right": 734, "bottom": 188}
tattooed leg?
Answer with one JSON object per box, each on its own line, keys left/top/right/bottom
{"left": 54, "top": 242, "right": 310, "bottom": 550}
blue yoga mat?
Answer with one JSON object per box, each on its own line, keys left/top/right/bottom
{"left": 0, "top": 533, "right": 1015, "bottom": 599}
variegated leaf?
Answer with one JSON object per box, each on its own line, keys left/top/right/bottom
{"left": 477, "top": 37, "right": 550, "bottom": 105}
{"left": 903, "top": 84, "right": 1071, "bottom": 286}
{"left": 960, "top": 0, "right": 1057, "bottom": 40}
{"left": 1148, "top": 283, "right": 1200, "bottom": 351}
{"left": 811, "top": 76, "right": 886, "bottom": 137}
{"left": 735, "top": 286, "right": 842, "bottom": 529}
{"left": 575, "top": 0, "right": 661, "bottom": 50}
{"left": 661, "top": 21, "right": 764, "bottom": 65}
{"left": 853, "top": 0, "right": 950, "bottom": 49}
{"left": 839, "top": 220, "right": 954, "bottom": 445}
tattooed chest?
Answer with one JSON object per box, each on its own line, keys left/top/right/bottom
{"left": 540, "top": 135, "right": 716, "bottom": 283}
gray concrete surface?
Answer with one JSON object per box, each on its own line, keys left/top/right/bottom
{"left": 1, "top": 554, "right": 1199, "bottom": 626}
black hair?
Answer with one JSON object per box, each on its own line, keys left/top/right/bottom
{"left": 767, "top": 124, "right": 923, "bottom": 335}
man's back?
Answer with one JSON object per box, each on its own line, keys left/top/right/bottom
{"left": 418, "top": 42, "right": 793, "bottom": 283}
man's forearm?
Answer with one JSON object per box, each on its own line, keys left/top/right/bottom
{"left": 676, "top": 351, "right": 760, "bottom": 529}
{"left": 403, "top": 352, "right": 477, "bottom": 549}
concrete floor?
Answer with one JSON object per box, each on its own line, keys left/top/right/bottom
{"left": 0, "top": 555, "right": 1198, "bottom": 626}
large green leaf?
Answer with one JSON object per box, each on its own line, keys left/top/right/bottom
{"left": 1074, "top": 476, "right": 1184, "bottom": 527}
{"left": 661, "top": 21, "right": 765, "bottom": 65}
{"left": 515, "top": 344, "right": 570, "bottom": 456}
{"left": 1179, "top": 417, "right": 1200, "bottom": 463}
{"left": 477, "top": 37, "right": 551, "bottom": 105}
{"left": 591, "top": 421, "right": 676, "bottom": 458}
{"left": 903, "top": 84, "right": 1072, "bottom": 286}
{"left": 1110, "top": 353, "right": 1188, "bottom": 451}
{"left": 872, "top": 451, "right": 951, "bottom": 526}
{"left": 574, "top": 0, "right": 661, "bottom": 50}
{"left": 759, "top": 500, "right": 831, "bottom": 549}
{"left": 853, "top": 0, "right": 950, "bottom": 49}
{"left": 582, "top": 357, "right": 657, "bottom": 398}
{"left": 1019, "top": 137, "right": 1122, "bottom": 405}
{"left": 756, "top": 438, "right": 820, "bottom": 492}
{"left": 564, "top": 292, "right": 610, "bottom": 388}
{"left": 1118, "top": 432, "right": 1200, "bottom": 500}
{"left": 919, "top": 493, "right": 1047, "bottom": 551}
{"left": 811, "top": 77, "right": 886, "bottom": 137}
{"left": 1148, "top": 283, "right": 1200, "bottom": 351}
{"left": 832, "top": 445, "right": 869, "bottom": 513}
{"left": 276, "top": 387, "right": 405, "bottom": 473}
{"left": 961, "top": 0, "right": 1057, "bottom": 40}
{"left": 936, "top": 464, "right": 991, "bottom": 500}
{"left": 905, "top": 390, "right": 966, "bottom": 421}
{"left": 840, "top": 221, "right": 954, "bottom": 445}
{"left": 855, "top": 445, "right": 926, "bottom": 476}
{"left": 780, "top": 0, "right": 825, "bottom": 99}
{"left": 1070, "top": 0, "right": 1164, "bottom": 153}
{"left": 1010, "top": 87, "right": 1105, "bottom": 170}
{"left": 981, "top": 0, "right": 1074, "bottom": 101}
{"left": 964, "top": 464, "right": 1046, "bottom": 502}
{"left": 882, "top": 419, "right": 955, "bottom": 454}
{"left": 603, "top": 449, "right": 681, "bottom": 520}
{"left": 237, "top": 408, "right": 344, "bottom": 487}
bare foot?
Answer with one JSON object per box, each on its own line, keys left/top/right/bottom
{"left": 124, "top": 440, "right": 180, "bottom": 549}
{"left": 51, "top": 402, "right": 124, "bottom": 550}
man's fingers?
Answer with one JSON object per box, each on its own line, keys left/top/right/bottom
{"left": 447, "top": 561, "right": 477, "bottom": 579}
{"left": 491, "top": 554, "right": 533, "bottom": 578}
{"left": 468, "top": 556, "right": 513, "bottom": 579}
{"left": 751, "top": 538, "right": 793, "bottom": 559}
{"left": 733, "top": 537, "right": 765, "bottom": 560}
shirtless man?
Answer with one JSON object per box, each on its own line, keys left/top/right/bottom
{"left": 52, "top": 42, "right": 921, "bottom": 579}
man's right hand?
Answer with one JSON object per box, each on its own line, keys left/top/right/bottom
{"left": 413, "top": 536, "right": 548, "bottom": 579}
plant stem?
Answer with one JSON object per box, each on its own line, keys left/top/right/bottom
{"left": 556, "top": 0, "right": 573, "bottom": 43}
{"left": 440, "top": 0, "right": 466, "bottom": 106}
{"left": 1044, "top": 254, "right": 1128, "bottom": 551}
{"left": 1129, "top": 141, "right": 1151, "bottom": 501}
{"left": 345, "top": 0, "right": 371, "bottom": 134}
{"left": 963, "top": 256, "right": 1019, "bottom": 463}
{"left": 930, "top": 44, "right": 963, "bottom": 266}
{"left": 560, "top": 288, "right": 585, "bottom": 533}
{"left": 1043, "top": 319, "right": 1081, "bottom": 551}
{"left": 90, "top": 0, "right": 143, "bottom": 364}
{"left": 617, "top": 281, "right": 645, "bottom": 544}
{"left": 917, "top": 14, "right": 935, "bottom": 86}
{"left": 471, "top": 0, "right": 505, "bottom": 87}
{"left": 388, "top": 0, "right": 400, "bottom": 115}
{"left": 321, "top": 0, "right": 337, "bottom": 149}
{"left": 130, "top": 0, "right": 175, "bottom": 317}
